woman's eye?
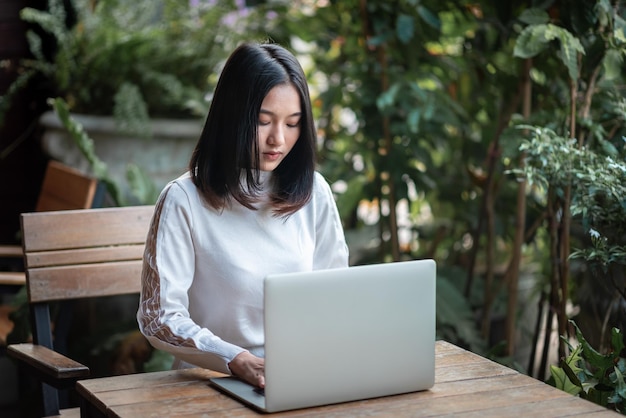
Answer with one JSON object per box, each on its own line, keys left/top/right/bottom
{"left": 259, "top": 120, "right": 270, "bottom": 126}
{"left": 287, "top": 121, "right": 301, "bottom": 128}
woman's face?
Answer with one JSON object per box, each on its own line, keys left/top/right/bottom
{"left": 257, "top": 83, "right": 301, "bottom": 172}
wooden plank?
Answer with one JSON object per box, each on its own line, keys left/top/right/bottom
{"left": 101, "top": 386, "right": 614, "bottom": 418}
{"left": 431, "top": 373, "right": 538, "bottom": 397}
{"left": 27, "top": 260, "right": 143, "bottom": 303}
{"left": 92, "top": 380, "right": 222, "bottom": 411}
{"left": 104, "top": 373, "right": 540, "bottom": 418}
{"left": 78, "top": 341, "right": 621, "bottom": 418}
{"left": 80, "top": 344, "right": 536, "bottom": 417}
{"left": 585, "top": 411, "right": 624, "bottom": 417}
{"left": 0, "top": 271, "right": 25, "bottom": 286}
{"left": 35, "top": 161, "right": 97, "bottom": 212}
{"left": 77, "top": 368, "right": 224, "bottom": 393}
{"left": 21, "top": 206, "right": 154, "bottom": 252}
{"left": 76, "top": 369, "right": 225, "bottom": 415}
{"left": 40, "top": 407, "right": 81, "bottom": 418}
{"left": 0, "top": 244, "right": 22, "bottom": 257}
{"left": 436, "top": 348, "right": 497, "bottom": 367}
{"left": 339, "top": 382, "right": 570, "bottom": 417}
{"left": 7, "top": 343, "right": 90, "bottom": 380}
{"left": 58, "top": 408, "right": 81, "bottom": 417}
{"left": 436, "top": 360, "right": 518, "bottom": 383}
{"left": 107, "top": 391, "right": 253, "bottom": 418}
{"left": 454, "top": 395, "right": 617, "bottom": 417}
{"left": 435, "top": 339, "right": 465, "bottom": 352}
{"left": 25, "top": 244, "right": 145, "bottom": 268}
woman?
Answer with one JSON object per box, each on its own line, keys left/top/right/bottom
{"left": 137, "top": 42, "right": 349, "bottom": 389}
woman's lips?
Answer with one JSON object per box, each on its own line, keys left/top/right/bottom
{"left": 263, "top": 152, "right": 282, "bottom": 161}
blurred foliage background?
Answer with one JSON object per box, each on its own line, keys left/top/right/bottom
{"left": 2, "top": 0, "right": 626, "bottom": 410}
{"left": 264, "top": 0, "right": 626, "bottom": 381}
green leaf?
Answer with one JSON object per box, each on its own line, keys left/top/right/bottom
{"left": 51, "top": 97, "right": 125, "bottom": 206}
{"left": 602, "top": 49, "right": 624, "bottom": 81}
{"left": 514, "top": 25, "right": 549, "bottom": 58}
{"left": 613, "top": 367, "right": 626, "bottom": 400}
{"left": 562, "top": 342, "right": 585, "bottom": 377}
{"left": 0, "top": 69, "right": 36, "bottom": 132}
{"left": 550, "top": 364, "right": 583, "bottom": 395}
{"left": 408, "top": 108, "right": 421, "bottom": 134}
{"left": 571, "top": 321, "right": 615, "bottom": 380}
{"left": 586, "top": 386, "right": 611, "bottom": 407}
{"left": 599, "top": 137, "right": 619, "bottom": 157}
{"left": 20, "top": 7, "right": 66, "bottom": 43}
{"left": 113, "top": 82, "right": 150, "bottom": 138}
{"left": 417, "top": 6, "right": 440, "bottom": 31}
{"left": 126, "top": 164, "right": 159, "bottom": 205}
{"left": 519, "top": 8, "right": 550, "bottom": 25}
{"left": 25, "top": 31, "right": 46, "bottom": 63}
{"left": 611, "top": 327, "right": 625, "bottom": 356}
{"left": 376, "top": 83, "right": 401, "bottom": 112}
{"left": 614, "top": 15, "right": 626, "bottom": 43}
{"left": 514, "top": 24, "right": 584, "bottom": 80}
{"left": 556, "top": 28, "right": 585, "bottom": 80}
{"left": 396, "top": 14, "right": 414, "bottom": 44}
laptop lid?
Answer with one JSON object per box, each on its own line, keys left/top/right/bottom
{"left": 262, "top": 259, "right": 436, "bottom": 412}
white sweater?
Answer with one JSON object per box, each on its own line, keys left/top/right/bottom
{"left": 137, "top": 171, "right": 349, "bottom": 374}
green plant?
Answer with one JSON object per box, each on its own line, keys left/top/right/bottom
{"left": 278, "top": 0, "right": 626, "bottom": 370}
{"left": 519, "top": 126, "right": 626, "bottom": 279}
{"left": 549, "top": 320, "right": 626, "bottom": 414}
{"left": 1, "top": 0, "right": 241, "bottom": 134}
{"left": 518, "top": 121, "right": 626, "bottom": 354}
{"left": 510, "top": 0, "right": 626, "bottom": 362}
{"left": 50, "top": 97, "right": 159, "bottom": 205}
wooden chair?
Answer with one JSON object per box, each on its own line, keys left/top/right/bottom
{"left": 0, "top": 160, "right": 105, "bottom": 290}
{"left": 6, "top": 205, "right": 154, "bottom": 417}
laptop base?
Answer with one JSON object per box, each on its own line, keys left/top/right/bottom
{"left": 210, "top": 377, "right": 267, "bottom": 412}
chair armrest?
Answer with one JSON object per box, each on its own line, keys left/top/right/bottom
{"left": 0, "top": 271, "right": 25, "bottom": 287}
{"left": 0, "top": 245, "right": 22, "bottom": 258}
{"left": 7, "top": 343, "right": 90, "bottom": 381}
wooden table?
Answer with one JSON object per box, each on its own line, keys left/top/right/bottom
{"left": 76, "top": 340, "right": 620, "bottom": 417}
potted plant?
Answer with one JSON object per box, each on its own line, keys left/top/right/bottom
{"left": 1, "top": 0, "right": 270, "bottom": 204}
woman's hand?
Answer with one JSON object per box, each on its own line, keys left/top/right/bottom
{"left": 228, "top": 351, "right": 265, "bottom": 388}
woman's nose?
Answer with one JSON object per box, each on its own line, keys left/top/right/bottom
{"left": 267, "top": 125, "right": 285, "bottom": 145}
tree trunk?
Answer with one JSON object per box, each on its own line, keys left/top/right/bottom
{"left": 359, "top": 0, "right": 400, "bottom": 261}
{"left": 505, "top": 58, "right": 532, "bottom": 355}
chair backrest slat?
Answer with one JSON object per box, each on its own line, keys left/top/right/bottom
{"left": 25, "top": 244, "right": 145, "bottom": 268}
{"left": 27, "top": 261, "right": 144, "bottom": 302}
{"left": 22, "top": 206, "right": 152, "bottom": 252}
{"left": 21, "top": 206, "right": 154, "bottom": 304}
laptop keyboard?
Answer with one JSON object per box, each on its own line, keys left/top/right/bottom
{"left": 254, "top": 387, "right": 265, "bottom": 397}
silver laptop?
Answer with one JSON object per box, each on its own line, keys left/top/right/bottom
{"left": 210, "top": 259, "right": 436, "bottom": 413}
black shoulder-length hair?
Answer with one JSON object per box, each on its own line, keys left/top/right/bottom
{"left": 189, "top": 42, "right": 316, "bottom": 216}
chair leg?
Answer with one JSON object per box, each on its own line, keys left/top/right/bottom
{"left": 41, "top": 382, "right": 60, "bottom": 417}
